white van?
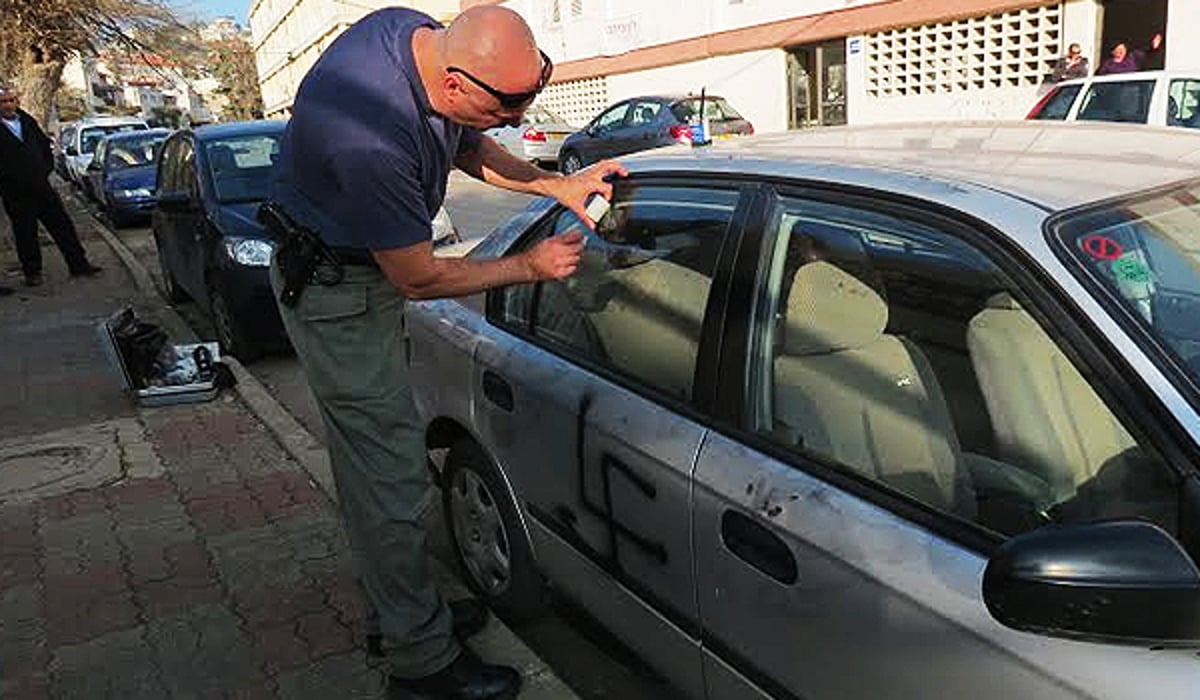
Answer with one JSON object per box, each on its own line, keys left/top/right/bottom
{"left": 63, "top": 116, "right": 149, "bottom": 197}
{"left": 1027, "top": 70, "right": 1200, "bottom": 128}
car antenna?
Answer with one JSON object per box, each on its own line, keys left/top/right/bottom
{"left": 693, "top": 87, "right": 712, "bottom": 148}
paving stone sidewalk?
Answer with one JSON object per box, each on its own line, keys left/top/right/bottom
{"left": 0, "top": 183, "right": 389, "bottom": 699}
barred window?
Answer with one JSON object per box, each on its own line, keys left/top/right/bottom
{"left": 540, "top": 76, "right": 610, "bottom": 128}
{"left": 866, "top": 4, "right": 1062, "bottom": 98}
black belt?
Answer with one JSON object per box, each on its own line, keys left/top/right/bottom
{"left": 329, "top": 247, "right": 379, "bottom": 269}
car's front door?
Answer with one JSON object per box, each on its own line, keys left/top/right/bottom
{"left": 171, "top": 137, "right": 207, "bottom": 299}
{"left": 580, "top": 101, "right": 631, "bottom": 163}
{"left": 619, "top": 99, "right": 666, "bottom": 155}
{"left": 693, "top": 189, "right": 1197, "bottom": 699}
{"left": 479, "top": 180, "right": 751, "bottom": 699}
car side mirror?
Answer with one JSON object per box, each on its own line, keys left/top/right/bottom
{"left": 983, "top": 520, "right": 1200, "bottom": 644}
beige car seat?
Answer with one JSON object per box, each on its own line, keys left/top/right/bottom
{"left": 586, "top": 259, "right": 710, "bottom": 400}
{"left": 773, "top": 261, "right": 977, "bottom": 518}
{"left": 966, "top": 292, "right": 1138, "bottom": 500}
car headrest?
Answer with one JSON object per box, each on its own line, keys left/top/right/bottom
{"left": 209, "top": 145, "right": 237, "bottom": 172}
{"left": 782, "top": 261, "right": 888, "bottom": 355}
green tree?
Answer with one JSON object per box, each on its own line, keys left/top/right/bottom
{"left": 209, "top": 37, "right": 263, "bottom": 121}
{"left": 0, "top": 0, "right": 183, "bottom": 125}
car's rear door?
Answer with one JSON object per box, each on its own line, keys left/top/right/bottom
{"left": 693, "top": 185, "right": 1197, "bottom": 699}
{"left": 477, "top": 178, "right": 754, "bottom": 699}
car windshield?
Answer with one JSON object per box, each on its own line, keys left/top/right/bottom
{"left": 81, "top": 124, "right": 145, "bottom": 154}
{"left": 670, "top": 97, "right": 743, "bottom": 124}
{"left": 205, "top": 133, "right": 280, "bottom": 204}
{"left": 525, "top": 105, "right": 565, "bottom": 126}
{"left": 1056, "top": 180, "right": 1200, "bottom": 385}
{"left": 106, "top": 134, "right": 164, "bottom": 169}
{"left": 1031, "top": 84, "right": 1082, "bottom": 120}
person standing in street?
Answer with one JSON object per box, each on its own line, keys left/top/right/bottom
{"left": 0, "top": 86, "right": 101, "bottom": 287}
{"left": 1097, "top": 33, "right": 1164, "bottom": 75}
{"left": 268, "top": 6, "right": 625, "bottom": 699}
{"left": 1049, "top": 43, "right": 1089, "bottom": 82}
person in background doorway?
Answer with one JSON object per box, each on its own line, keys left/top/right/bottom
{"left": 0, "top": 85, "right": 101, "bottom": 287}
{"left": 1097, "top": 33, "right": 1164, "bottom": 75}
{"left": 1049, "top": 43, "right": 1089, "bottom": 82}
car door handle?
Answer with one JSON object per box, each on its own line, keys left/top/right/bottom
{"left": 720, "top": 510, "right": 797, "bottom": 585}
{"left": 481, "top": 370, "right": 514, "bottom": 412}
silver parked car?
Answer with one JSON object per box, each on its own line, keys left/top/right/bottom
{"left": 409, "top": 121, "right": 1200, "bottom": 700}
{"left": 484, "top": 104, "right": 575, "bottom": 168}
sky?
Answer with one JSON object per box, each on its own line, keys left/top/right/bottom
{"left": 182, "top": 0, "right": 249, "bottom": 25}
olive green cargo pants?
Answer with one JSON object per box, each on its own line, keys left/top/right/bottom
{"left": 270, "top": 259, "right": 458, "bottom": 678}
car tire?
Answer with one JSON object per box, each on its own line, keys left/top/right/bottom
{"left": 154, "top": 232, "right": 189, "bottom": 303}
{"left": 208, "top": 276, "right": 261, "bottom": 363}
{"left": 560, "top": 151, "right": 583, "bottom": 175}
{"left": 443, "top": 438, "right": 547, "bottom": 621}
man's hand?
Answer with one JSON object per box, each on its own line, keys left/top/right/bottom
{"left": 524, "top": 230, "right": 585, "bottom": 280}
{"left": 548, "top": 159, "right": 629, "bottom": 228}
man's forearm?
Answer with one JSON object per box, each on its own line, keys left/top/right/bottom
{"left": 375, "top": 245, "right": 535, "bottom": 300}
{"left": 455, "top": 135, "right": 561, "bottom": 197}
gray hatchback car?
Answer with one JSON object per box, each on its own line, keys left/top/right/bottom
{"left": 409, "top": 122, "right": 1200, "bottom": 699}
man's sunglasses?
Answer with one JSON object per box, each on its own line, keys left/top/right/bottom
{"left": 447, "top": 49, "right": 553, "bottom": 110}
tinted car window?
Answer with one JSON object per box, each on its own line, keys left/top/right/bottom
{"left": 747, "top": 195, "right": 1178, "bottom": 537}
{"left": 1167, "top": 79, "right": 1200, "bottom": 128}
{"left": 1077, "top": 80, "right": 1155, "bottom": 123}
{"left": 593, "top": 103, "right": 630, "bottom": 133}
{"left": 628, "top": 101, "right": 663, "bottom": 127}
{"left": 495, "top": 184, "right": 739, "bottom": 400}
{"left": 81, "top": 124, "right": 145, "bottom": 154}
{"left": 1030, "top": 84, "right": 1082, "bottom": 120}
{"left": 670, "top": 97, "right": 743, "bottom": 124}
{"left": 106, "top": 134, "right": 164, "bottom": 169}
{"left": 204, "top": 134, "right": 281, "bottom": 204}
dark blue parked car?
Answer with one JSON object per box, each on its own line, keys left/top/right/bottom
{"left": 86, "top": 128, "right": 170, "bottom": 228}
{"left": 557, "top": 94, "right": 753, "bottom": 174}
{"left": 152, "top": 120, "right": 287, "bottom": 361}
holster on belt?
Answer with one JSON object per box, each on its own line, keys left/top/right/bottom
{"left": 256, "top": 201, "right": 342, "bottom": 308}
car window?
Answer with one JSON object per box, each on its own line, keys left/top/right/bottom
{"left": 493, "top": 183, "right": 740, "bottom": 401}
{"left": 746, "top": 195, "right": 1179, "bottom": 538}
{"left": 1030, "top": 84, "right": 1081, "bottom": 120}
{"left": 204, "top": 134, "right": 280, "bottom": 204}
{"left": 670, "top": 97, "right": 743, "bottom": 124}
{"left": 80, "top": 124, "right": 145, "bottom": 154}
{"left": 628, "top": 101, "right": 663, "bottom": 127}
{"left": 593, "top": 103, "right": 630, "bottom": 133}
{"left": 1056, "top": 181, "right": 1200, "bottom": 390}
{"left": 1076, "top": 80, "right": 1155, "bottom": 124}
{"left": 1167, "top": 79, "right": 1200, "bottom": 128}
{"left": 525, "top": 105, "right": 565, "bottom": 126}
{"left": 179, "top": 140, "right": 197, "bottom": 198}
{"left": 92, "top": 139, "right": 107, "bottom": 167}
{"left": 106, "top": 134, "right": 163, "bottom": 170}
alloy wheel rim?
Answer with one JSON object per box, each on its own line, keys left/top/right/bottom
{"left": 449, "top": 467, "right": 511, "bottom": 596}
{"left": 564, "top": 154, "right": 581, "bottom": 174}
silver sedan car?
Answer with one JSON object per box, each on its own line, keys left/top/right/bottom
{"left": 409, "top": 122, "right": 1200, "bottom": 700}
{"left": 484, "top": 104, "right": 575, "bottom": 168}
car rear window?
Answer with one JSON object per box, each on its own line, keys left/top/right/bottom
{"left": 1076, "top": 80, "right": 1156, "bottom": 124}
{"left": 670, "top": 97, "right": 743, "bottom": 124}
{"left": 1030, "top": 84, "right": 1082, "bottom": 120}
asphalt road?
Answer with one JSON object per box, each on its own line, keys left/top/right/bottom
{"left": 90, "top": 171, "right": 682, "bottom": 700}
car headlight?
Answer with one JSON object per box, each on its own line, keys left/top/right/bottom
{"left": 223, "top": 237, "right": 274, "bottom": 267}
{"left": 114, "top": 188, "right": 153, "bottom": 199}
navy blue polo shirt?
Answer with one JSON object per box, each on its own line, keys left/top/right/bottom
{"left": 271, "top": 7, "right": 481, "bottom": 250}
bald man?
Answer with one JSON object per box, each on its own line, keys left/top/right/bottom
{"left": 268, "top": 6, "right": 624, "bottom": 698}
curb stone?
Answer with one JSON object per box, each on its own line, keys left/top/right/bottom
{"left": 79, "top": 190, "right": 577, "bottom": 698}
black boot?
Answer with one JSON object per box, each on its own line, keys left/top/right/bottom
{"left": 387, "top": 650, "right": 520, "bottom": 700}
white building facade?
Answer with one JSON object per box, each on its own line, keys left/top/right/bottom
{"left": 474, "top": 0, "right": 1196, "bottom": 133}
{"left": 249, "top": 0, "right": 460, "bottom": 118}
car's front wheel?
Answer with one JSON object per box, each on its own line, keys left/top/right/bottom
{"left": 208, "top": 276, "right": 261, "bottom": 363}
{"left": 560, "top": 151, "right": 583, "bottom": 174}
{"left": 443, "top": 438, "right": 546, "bottom": 620}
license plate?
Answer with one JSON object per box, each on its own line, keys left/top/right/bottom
{"left": 548, "top": 134, "right": 565, "bottom": 143}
